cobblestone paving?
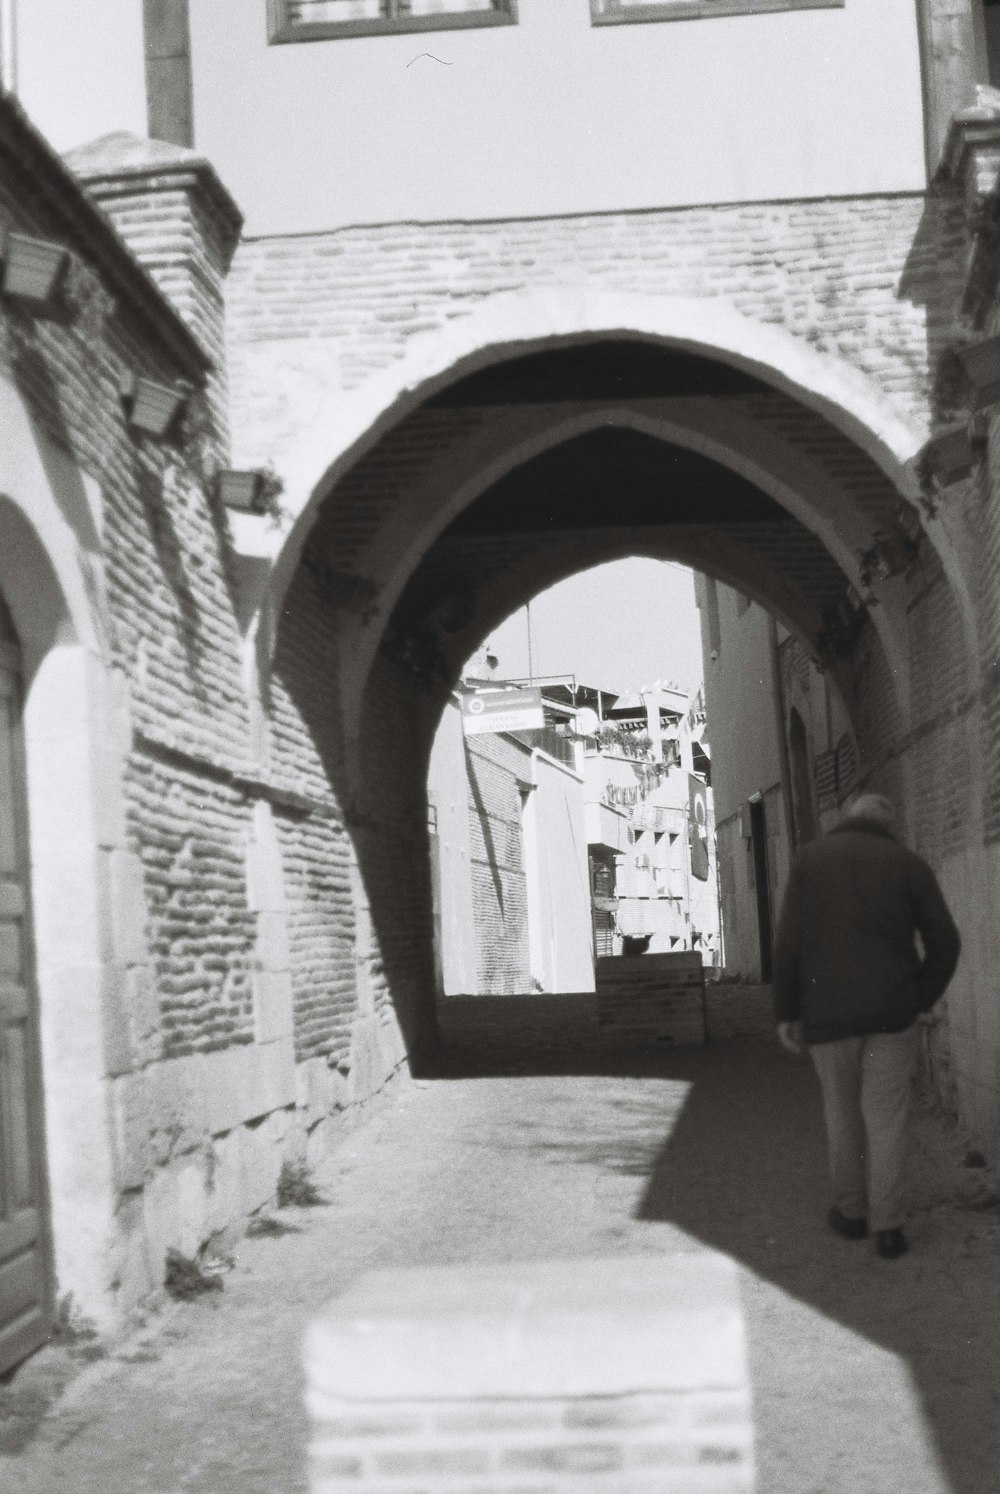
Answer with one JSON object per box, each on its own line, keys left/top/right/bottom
{"left": 2, "top": 1002, "right": 998, "bottom": 1493}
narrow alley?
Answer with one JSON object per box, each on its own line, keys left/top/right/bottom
{"left": 3, "top": 1002, "right": 998, "bottom": 1494}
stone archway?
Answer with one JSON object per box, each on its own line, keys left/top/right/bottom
{"left": 241, "top": 287, "right": 972, "bottom": 653}
{"left": 261, "top": 330, "right": 978, "bottom": 1066}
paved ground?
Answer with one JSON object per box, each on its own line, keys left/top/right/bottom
{"left": 2, "top": 1006, "right": 999, "bottom": 1493}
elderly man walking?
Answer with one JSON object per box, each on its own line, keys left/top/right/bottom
{"left": 773, "top": 793, "right": 960, "bottom": 1260}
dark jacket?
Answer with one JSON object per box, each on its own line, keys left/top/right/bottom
{"left": 772, "top": 817, "right": 961, "bottom": 1044}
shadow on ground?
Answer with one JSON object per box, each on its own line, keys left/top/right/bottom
{"left": 433, "top": 1003, "right": 1000, "bottom": 1494}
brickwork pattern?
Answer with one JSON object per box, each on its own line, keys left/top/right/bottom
{"left": 297, "top": 386, "right": 909, "bottom": 608}
{"left": 270, "top": 570, "right": 360, "bottom": 1060}
{"left": 270, "top": 566, "right": 348, "bottom": 803}
{"left": 352, "top": 652, "right": 440, "bottom": 1033}
{"left": 66, "top": 132, "right": 244, "bottom": 449}
{"left": 227, "top": 193, "right": 966, "bottom": 464}
{"left": 110, "top": 456, "right": 253, "bottom": 765}
{"left": 86, "top": 181, "right": 234, "bottom": 369}
{"left": 595, "top": 954, "right": 708, "bottom": 1046}
{"left": 126, "top": 753, "right": 256, "bottom": 1058}
{"left": 270, "top": 555, "right": 439, "bottom": 1060}
{"left": 976, "top": 403, "right": 1000, "bottom": 843}
{"left": 901, "top": 568, "right": 976, "bottom": 858}
{"left": 276, "top": 810, "right": 357, "bottom": 1065}
{"left": 0, "top": 130, "right": 269, "bottom": 1077}
{"left": 309, "top": 1390, "right": 753, "bottom": 1493}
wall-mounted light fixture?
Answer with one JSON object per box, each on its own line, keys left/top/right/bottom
{"left": 956, "top": 334, "right": 1000, "bottom": 410}
{"left": 215, "top": 469, "right": 266, "bottom": 512}
{"left": 121, "top": 372, "right": 189, "bottom": 439}
{"left": 919, "top": 424, "right": 977, "bottom": 487}
{"left": 1, "top": 231, "right": 69, "bottom": 314}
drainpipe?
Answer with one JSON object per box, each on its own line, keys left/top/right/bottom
{"left": 0, "top": 0, "right": 17, "bottom": 95}
{"left": 143, "top": 0, "right": 194, "bottom": 147}
{"left": 914, "top": 0, "right": 979, "bottom": 180}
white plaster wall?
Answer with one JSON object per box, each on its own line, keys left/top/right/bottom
{"left": 426, "top": 698, "right": 477, "bottom": 995}
{"left": 699, "top": 583, "right": 783, "bottom": 824}
{"left": 530, "top": 749, "right": 594, "bottom": 994}
{"left": 188, "top": 0, "right": 926, "bottom": 235}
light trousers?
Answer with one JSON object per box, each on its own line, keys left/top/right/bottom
{"left": 809, "top": 1025, "right": 919, "bottom": 1232}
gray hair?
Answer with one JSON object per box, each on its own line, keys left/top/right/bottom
{"left": 844, "top": 792, "right": 896, "bottom": 828}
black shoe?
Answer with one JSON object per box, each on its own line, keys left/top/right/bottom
{"left": 875, "top": 1228, "right": 908, "bottom": 1260}
{"left": 828, "top": 1206, "right": 868, "bottom": 1240}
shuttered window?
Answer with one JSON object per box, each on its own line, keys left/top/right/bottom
{"left": 269, "top": 0, "right": 516, "bottom": 42}
{"left": 591, "top": 0, "right": 842, "bottom": 23}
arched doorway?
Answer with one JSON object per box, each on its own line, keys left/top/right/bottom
{"left": 0, "top": 590, "right": 51, "bottom": 1374}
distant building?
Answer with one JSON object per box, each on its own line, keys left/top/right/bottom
{"left": 431, "top": 665, "right": 719, "bottom": 990}
{"left": 696, "top": 576, "right": 857, "bottom": 982}
{"left": 427, "top": 684, "right": 594, "bottom": 997}
{"left": 577, "top": 681, "right": 720, "bottom": 966}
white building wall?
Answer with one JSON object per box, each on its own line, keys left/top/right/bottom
{"left": 529, "top": 749, "right": 595, "bottom": 993}
{"left": 698, "top": 578, "right": 784, "bottom": 822}
{"left": 428, "top": 699, "right": 593, "bottom": 993}
{"left": 697, "top": 577, "right": 789, "bottom": 980}
{"left": 583, "top": 744, "right": 719, "bottom": 961}
{"left": 180, "top": 0, "right": 924, "bottom": 235}
{"left": 426, "top": 698, "right": 477, "bottom": 995}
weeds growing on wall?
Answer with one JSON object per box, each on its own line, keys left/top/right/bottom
{"left": 163, "top": 1249, "right": 225, "bottom": 1301}
{"left": 49, "top": 1294, "right": 105, "bottom": 1361}
{"left": 276, "top": 1159, "right": 324, "bottom": 1208}
{"left": 246, "top": 1212, "right": 301, "bottom": 1238}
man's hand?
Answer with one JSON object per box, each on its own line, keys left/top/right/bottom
{"left": 778, "top": 1021, "right": 804, "bottom": 1055}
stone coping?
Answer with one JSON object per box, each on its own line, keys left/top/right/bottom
{"left": 305, "top": 1253, "right": 746, "bottom": 1401}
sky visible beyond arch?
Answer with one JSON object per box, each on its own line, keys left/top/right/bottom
{"left": 482, "top": 558, "right": 705, "bottom": 700}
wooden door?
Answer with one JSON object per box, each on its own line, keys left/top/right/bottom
{"left": 0, "top": 651, "right": 51, "bottom": 1374}
{"left": 748, "top": 796, "right": 773, "bottom": 983}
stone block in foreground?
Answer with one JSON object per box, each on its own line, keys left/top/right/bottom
{"left": 304, "top": 1253, "right": 754, "bottom": 1492}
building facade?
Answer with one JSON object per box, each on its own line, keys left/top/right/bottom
{"left": 582, "top": 682, "right": 719, "bottom": 963}
{"left": 1, "top": 0, "right": 1000, "bottom": 1349}
{"left": 427, "top": 691, "right": 594, "bottom": 997}
{"left": 698, "top": 577, "right": 855, "bottom": 981}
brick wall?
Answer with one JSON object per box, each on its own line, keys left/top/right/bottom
{"left": 0, "top": 116, "right": 265, "bottom": 1081}
{"left": 127, "top": 752, "right": 256, "bottom": 1057}
{"left": 269, "top": 567, "right": 359, "bottom": 1063}
{"left": 0, "top": 102, "right": 300, "bottom": 1324}
{"left": 227, "top": 194, "right": 964, "bottom": 467}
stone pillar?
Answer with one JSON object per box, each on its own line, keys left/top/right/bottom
{"left": 64, "top": 131, "right": 243, "bottom": 452}
{"left": 305, "top": 1253, "right": 754, "bottom": 1493}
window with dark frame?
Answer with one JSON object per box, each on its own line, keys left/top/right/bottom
{"left": 268, "top": 0, "right": 516, "bottom": 43}
{"left": 590, "top": 0, "right": 843, "bottom": 24}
